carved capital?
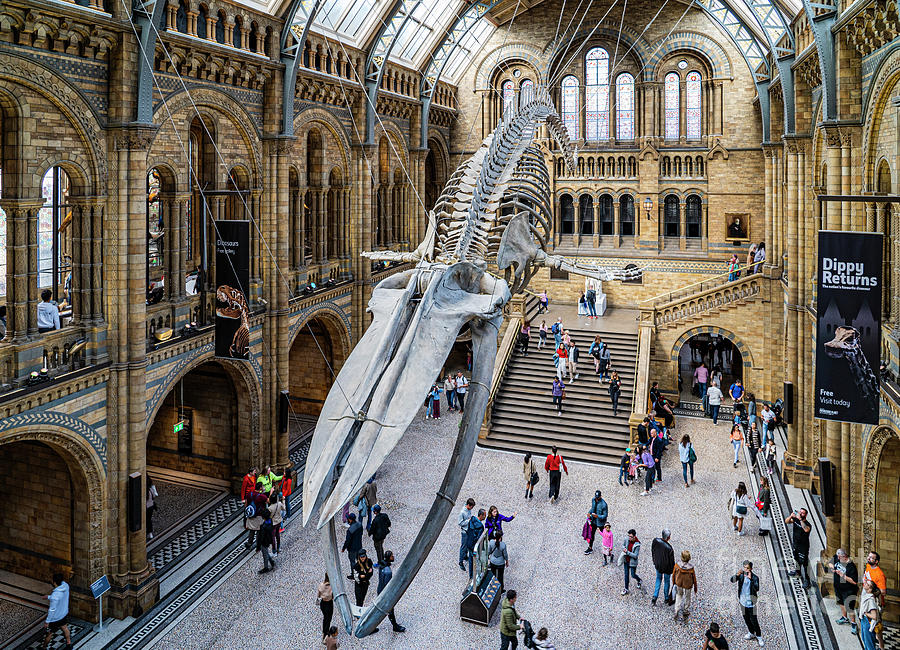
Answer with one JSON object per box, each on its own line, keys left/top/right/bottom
{"left": 114, "top": 125, "right": 158, "bottom": 151}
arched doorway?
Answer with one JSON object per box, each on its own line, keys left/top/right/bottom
{"left": 875, "top": 434, "right": 900, "bottom": 621}
{"left": 676, "top": 332, "right": 743, "bottom": 403}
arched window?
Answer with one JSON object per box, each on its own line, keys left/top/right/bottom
{"left": 579, "top": 195, "right": 594, "bottom": 235}
{"left": 665, "top": 72, "right": 679, "bottom": 140}
{"left": 197, "top": 6, "right": 208, "bottom": 39}
{"left": 39, "top": 166, "right": 73, "bottom": 299}
{"left": 619, "top": 195, "right": 635, "bottom": 236}
{"left": 696, "top": 156, "right": 704, "bottom": 176}
{"left": 147, "top": 170, "right": 163, "bottom": 299}
{"left": 216, "top": 11, "right": 226, "bottom": 43}
{"left": 561, "top": 75, "right": 579, "bottom": 139}
{"left": 521, "top": 79, "right": 534, "bottom": 104}
{"left": 686, "top": 71, "right": 702, "bottom": 140}
{"left": 501, "top": 80, "right": 515, "bottom": 118}
{"left": 616, "top": 73, "right": 634, "bottom": 140}
{"left": 663, "top": 194, "right": 680, "bottom": 237}
{"left": 586, "top": 48, "right": 609, "bottom": 141}
{"left": 233, "top": 16, "right": 242, "bottom": 49}
{"left": 598, "top": 194, "right": 614, "bottom": 235}
{"left": 685, "top": 194, "right": 702, "bottom": 238}
{"left": 560, "top": 194, "right": 575, "bottom": 234}
{"left": 628, "top": 156, "right": 636, "bottom": 177}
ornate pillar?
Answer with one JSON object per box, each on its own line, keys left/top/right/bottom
{"left": 299, "top": 187, "right": 307, "bottom": 267}
{"left": 317, "top": 189, "right": 327, "bottom": 263}
{"left": 0, "top": 199, "right": 42, "bottom": 342}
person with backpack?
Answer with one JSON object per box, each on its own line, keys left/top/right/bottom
{"left": 488, "top": 532, "right": 509, "bottom": 592}
{"left": 544, "top": 446, "right": 568, "bottom": 502}
{"left": 342, "top": 512, "right": 364, "bottom": 580}
{"left": 551, "top": 318, "right": 563, "bottom": 348}
{"left": 465, "top": 509, "right": 487, "bottom": 577}
{"left": 377, "top": 550, "right": 406, "bottom": 633}
{"left": 368, "top": 504, "right": 391, "bottom": 566}
{"left": 256, "top": 512, "right": 276, "bottom": 573}
{"left": 244, "top": 480, "right": 268, "bottom": 549}
{"left": 455, "top": 371, "right": 468, "bottom": 413}
{"left": 357, "top": 476, "right": 377, "bottom": 531}
{"left": 679, "top": 434, "right": 697, "bottom": 488}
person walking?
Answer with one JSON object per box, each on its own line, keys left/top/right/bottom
{"left": 445, "top": 374, "right": 457, "bottom": 411}
{"left": 760, "top": 403, "right": 776, "bottom": 445}
{"left": 368, "top": 504, "right": 391, "bottom": 566}
{"left": 488, "top": 532, "right": 509, "bottom": 592}
{"left": 256, "top": 513, "right": 276, "bottom": 573}
{"left": 729, "top": 482, "right": 753, "bottom": 536}
{"left": 679, "top": 434, "right": 696, "bottom": 488}
{"left": 730, "top": 424, "right": 744, "bottom": 468}
{"left": 353, "top": 549, "right": 374, "bottom": 607}
{"left": 430, "top": 382, "right": 442, "bottom": 419}
{"left": 544, "top": 446, "right": 568, "bottom": 502}
{"left": 523, "top": 452, "right": 538, "bottom": 500}
{"left": 538, "top": 290, "right": 549, "bottom": 314}
{"left": 376, "top": 550, "right": 406, "bottom": 633}
{"left": 318, "top": 574, "right": 334, "bottom": 641}
{"left": 519, "top": 321, "right": 531, "bottom": 356}
{"left": 551, "top": 377, "right": 565, "bottom": 415}
{"left": 639, "top": 445, "right": 656, "bottom": 496}
{"left": 756, "top": 477, "right": 772, "bottom": 537}
{"left": 455, "top": 371, "right": 468, "bottom": 413}
{"left": 551, "top": 318, "right": 563, "bottom": 348}
{"left": 465, "top": 509, "right": 487, "bottom": 577}
{"left": 567, "top": 341, "right": 579, "bottom": 381}
{"left": 609, "top": 370, "right": 622, "bottom": 416}
{"left": 43, "top": 573, "right": 72, "bottom": 650}
{"left": 651, "top": 529, "right": 676, "bottom": 606}
{"left": 730, "top": 560, "right": 764, "bottom": 646}
{"left": 268, "top": 492, "right": 285, "bottom": 556}
{"left": 458, "top": 498, "right": 475, "bottom": 570}
{"left": 500, "top": 590, "right": 523, "bottom": 650}
{"left": 600, "top": 523, "right": 614, "bottom": 566}
{"left": 747, "top": 422, "right": 762, "bottom": 470}
{"left": 358, "top": 477, "right": 377, "bottom": 531}
{"left": 864, "top": 551, "right": 887, "bottom": 650}
{"left": 728, "top": 253, "right": 740, "bottom": 282}
{"left": 324, "top": 625, "right": 340, "bottom": 650}
{"left": 828, "top": 548, "right": 859, "bottom": 635}
{"left": 599, "top": 343, "right": 612, "bottom": 382}
{"left": 707, "top": 383, "right": 723, "bottom": 425}
{"left": 702, "top": 622, "right": 729, "bottom": 649}
{"left": 621, "top": 529, "right": 643, "bottom": 595}
{"left": 786, "top": 509, "right": 812, "bottom": 588}
{"left": 673, "top": 550, "right": 698, "bottom": 622}
{"left": 342, "top": 512, "right": 363, "bottom": 579}
{"left": 753, "top": 242, "right": 766, "bottom": 273}
{"left": 585, "top": 490, "right": 608, "bottom": 554}
{"left": 538, "top": 320, "right": 548, "bottom": 350}
{"left": 589, "top": 336, "right": 604, "bottom": 375}
{"left": 553, "top": 343, "right": 567, "bottom": 382}
{"left": 693, "top": 362, "right": 709, "bottom": 399}
{"left": 729, "top": 379, "right": 745, "bottom": 417}
{"left": 859, "top": 578, "right": 882, "bottom": 650}
{"left": 146, "top": 478, "right": 159, "bottom": 540}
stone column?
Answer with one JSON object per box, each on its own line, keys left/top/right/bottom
{"left": 386, "top": 182, "right": 394, "bottom": 247}
{"left": 317, "top": 190, "right": 327, "bottom": 262}
{"left": 298, "top": 187, "right": 307, "bottom": 268}
{"left": 0, "top": 199, "right": 42, "bottom": 342}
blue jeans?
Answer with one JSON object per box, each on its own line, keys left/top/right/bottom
{"left": 554, "top": 333, "right": 561, "bottom": 348}
{"left": 732, "top": 440, "right": 741, "bottom": 464}
{"left": 618, "top": 465, "right": 629, "bottom": 485}
{"left": 459, "top": 530, "right": 468, "bottom": 565}
{"left": 587, "top": 300, "right": 597, "bottom": 317}
{"left": 654, "top": 571, "right": 671, "bottom": 600}
{"left": 698, "top": 382, "right": 707, "bottom": 399}
{"left": 861, "top": 618, "right": 877, "bottom": 650}
{"left": 624, "top": 563, "right": 641, "bottom": 589}
{"left": 710, "top": 404, "right": 720, "bottom": 424}
{"left": 681, "top": 461, "right": 694, "bottom": 483}
{"left": 762, "top": 422, "right": 773, "bottom": 445}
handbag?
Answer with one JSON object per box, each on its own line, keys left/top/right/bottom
{"left": 736, "top": 504, "right": 748, "bottom": 515}
{"left": 617, "top": 550, "right": 626, "bottom": 566}
{"left": 758, "top": 515, "right": 772, "bottom": 531}
{"left": 530, "top": 470, "right": 540, "bottom": 485}
{"left": 688, "top": 446, "right": 697, "bottom": 464}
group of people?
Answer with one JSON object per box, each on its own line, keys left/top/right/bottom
{"left": 726, "top": 242, "right": 766, "bottom": 282}
{"left": 621, "top": 411, "right": 677, "bottom": 495}
{"left": 826, "top": 549, "right": 888, "bottom": 649}
{"left": 241, "top": 465, "right": 295, "bottom": 572}
{"left": 425, "top": 370, "right": 469, "bottom": 419}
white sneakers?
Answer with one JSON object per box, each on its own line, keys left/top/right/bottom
{"left": 744, "top": 633, "right": 755, "bottom": 641}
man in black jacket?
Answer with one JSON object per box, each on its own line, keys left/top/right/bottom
{"left": 368, "top": 504, "right": 391, "bottom": 566}
{"left": 651, "top": 529, "right": 675, "bottom": 605}
{"left": 730, "top": 560, "right": 763, "bottom": 646}
{"left": 342, "top": 512, "right": 364, "bottom": 580}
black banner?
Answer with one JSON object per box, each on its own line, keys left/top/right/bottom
{"left": 215, "top": 220, "right": 251, "bottom": 360}
{"left": 814, "top": 230, "right": 882, "bottom": 424}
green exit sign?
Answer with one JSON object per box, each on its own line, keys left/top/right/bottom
{"left": 174, "top": 420, "right": 185, "bottom": 434}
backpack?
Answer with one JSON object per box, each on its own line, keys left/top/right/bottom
{"left": 245, "top": 502, "right": 256, "bottom": 518}
{"left": 551, "top": 322, "right": 560, "bottom": 334}
{"left": 521, "top": 619, "right": 537, "bottom": 648}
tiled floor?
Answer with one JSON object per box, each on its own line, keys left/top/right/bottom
{"left": 154, "top": 409, "right": 792, "bottom": 650}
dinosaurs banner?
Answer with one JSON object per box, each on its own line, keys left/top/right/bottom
{"left": 214, "top": 220, "right": 251, "bottom": 360}
{"left": 814, "top": 230, "right": 882, "bottom": 425}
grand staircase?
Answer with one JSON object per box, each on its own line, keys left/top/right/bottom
{"left": 480, "top": 323, "right": 638, "bottom": 466}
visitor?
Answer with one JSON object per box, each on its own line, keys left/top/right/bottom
{"left": 621, "top": 529, "right": 643, "bottom": 595}
{"left": 256, "top": 511, "right": 276, "bottom": 573}
{"left": 376, "top": 550, "right": 406, "bottom": 632}
{"left": 639, "top": 445, "right": 655, "bottom": 496}
{"left": 445, "top": 374, "right": 457, "bottom": 411}
{"left": 702, "top": 622, "right": 729, "bottom": 649}
{"left": 730, "top": 424, "right": 744, "bottom": 467}
{"left": 649, "top": 427, "right": 665, "bottom": 483}
{"left": 760, "top": 403, "right": 776, "bottom": 445}
{"left": 730, "top": 560, "right": 764, "bottom": 647}
{"left": 500, "top": 589, "right": 523, "bottom": 650}
{"left": 240, "top": 467, "right": 258, "bottom": 503}
{"left": 730, "top": 379, "right": 745, "bottom": 416}
{"left": 244, "top": 480, "right": 268, "bottom": 549}
{"left": 694, "top": 362, "right": 709, "bottom": 399}
{"left": 618, "top": 447, "right": 632, "bottom": 486}
{"left": 430, "top": 382, "right": 442, "bottom": 419}
{"left": 358, "top": 476, "right": 377, "bottom": 531}
{"left": 729, "top": 481, "right": 752, "bottom": 536}
{"left": 764, "top": 439, "right": 777, "bottom": 475}
{"left": 589, "top": 336, "right": 604, "bottom": 375}
{"left": 786, "top": 509, "right": 812, "bottom": 588}
{"left": 538, "top": 290, "right": 549, "bottom": 314}
{"left": 0, "top": 305, "right": 7, "bottom": 338}
{"left": 637, "top": 417, "right": 650, "bottom": 445}
{"left": 544, "top": 446, "right": 568, "bottom": 502}
{"left": 519, "top": 321, "right": 531, "bottom": 356}
{"left": 37, "top": 289, "right": 61, "bottom": 333}
{"left": 651, "top": 529, "right": 676, "bottom": 606}
{"left": 354, "top": 549, "right": 374, "bottom": 607}
{"left": 258, "top": 465, "right": 283, "bottom": 494}
{"left": 678, "top": 434, "right": 695, "bottom": 487}
{"left": 727, "top": 253, "right": 740, "bottom": 282}
{"left": 465, "top": 509, "right": 487, "bottom": 577}
{"left": 523, "top": 452, "right": 538, "bottom": 500}
{"left": 551, "top": 377, "right": 565, "bottom": 415}
{"left": 534, "top": 627, "right": 556, "bottom": 649}
{"left": 342, "top": 512, "right": 363, "bottom": 579}
{"left": 746, "top": 392, "right": 757, "bottom": 430}
{"left": 756, "top": 477, "right": 772, "bottom": 536}
{"left": 748, "top": 422, "right": 762, "bottom": 469}
{"left": 324, "top": 625, "right": 339, "bottom": 650}
{"left": 828, "top": 548, "right": 859, "bottom": 635}
{"left": 746, "top": 244, "right": 757, "bottom": 275}
{"left": 567, "top": 340, "right": 579, "bottom": 382}
{"left": 553, "top": 342, "right": 567, "bottom": 382}
{"left": 600, "top": 523, "right": 614, "bottom": 566}
{"left": 458, "top": 498, "right": 476, "bottom": 570}
{"left": 599, "top": 342, "right": 612, "bottom": 382}
{"left": 146, "top": 477, "right": 158, "bottom": 540}
{"left": 707, "top": 382, "right": 723, "bottom": 425}
{"left": 753, "top": 242, "right": 766, "bottom": 273}
{"left": 43, "top": 573, "right": 71, "bottom": 650}
{"left": 538, "top": 320, "right": 548, "bottom": 350}
{"left": 859, "top": 578, "right": 882, "bottom": 650}
{"left": 268, "top": 492, "right": 285, "bottom": 556}
{"left": 455, "top": 371, "right": 468, "bottom": 413}
{"left": 585, "top": 490, "right": 608, "bottom": 554}
{"left": 551, "top": 317, "right": 563, "bottom": 348}
{"left": 488, "top": 532, "right": 509, "bottom": 592}
{"left": 649, "top": 382, "right": 661, "bottom": 411}
{"left": 586, "top": 284, "right": 597, "bottom": 318}
{"left": 608, "top": 370, "right": 622, "bottom": 416}
{"left": 485, "top": 505, "right": 517, "bottom": 540}
{"left": 368, "top": 504, "right": 391, "bottom": 566}
{"left": 673, "top": 550, "right": 698, "bottom": 622}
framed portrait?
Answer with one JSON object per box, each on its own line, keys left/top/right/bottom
{"left": 725, "top": 213, "right": 749, "bottom": 241}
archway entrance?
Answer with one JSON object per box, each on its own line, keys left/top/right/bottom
{"left": 0, "top": 440, "right": 94, "bottom": 631}
{"left": 677, "top": 332, "right": 743, "bottom": 403}
{"left": 875, "top": 435, "right": 900, "bottom": 622}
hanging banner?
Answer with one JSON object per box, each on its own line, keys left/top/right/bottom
{"left": 814, "top": 230, "right": 882, "bottom": 425}
{"left": 215, "top": 220, "right": 251, "bottom": 360}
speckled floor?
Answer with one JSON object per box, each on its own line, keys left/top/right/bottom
{"left": 0, "top": 599, "right": 43, "bottom": 646}
{"left": 151, "top": 480, "right": 220, "bottom": 536}
{"left": 156, "top": 412, "right": 790, "bottom": 650}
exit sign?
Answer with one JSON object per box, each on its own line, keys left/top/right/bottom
{"left": 174, "top": 420, "right": 185, "bottom": 434}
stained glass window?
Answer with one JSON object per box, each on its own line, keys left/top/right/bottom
{"left": 521, "top": 79, "right": 534, "bottom": 104}
{"left": 686, "top": 71, "right": 702, "bottom": 140}
{"left": 561, "top": 75, "right": 579, "bottom": 139}
{"left": 586, "top": 48, "right": 609, "bottom": 141}
{"left": 616, "top": 73, "right": 634, "bottom": 140}
{"left": 665, "top": 72, "right": 679, "bottom": 140}
{"left": 502, "top": 80, "right": 515, "bottom": 118}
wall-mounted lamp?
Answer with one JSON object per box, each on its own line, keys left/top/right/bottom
{"left": 643, "top": 196, "right": 653, "bottom": 220}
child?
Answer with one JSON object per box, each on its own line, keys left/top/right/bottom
{"left": 600, "top": 523, "right": 614, "bottom": 566}
{"left": 628, "top": 448, "right": 639, "bottom": 482}
{"left": 538, "top": 320, "right": 547, "bottom": 350}
{"left": 425, "top": 385, "right": 436, "bottom": 419}
{"left": 431, "top": 383, "right": 442, "bottom": 419}
{"left": 765, "top": 439, "right": 777, "bottom": 475}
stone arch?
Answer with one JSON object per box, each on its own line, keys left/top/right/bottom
{"left": 288, "top": 302, "right": 353, "bottom": 354}
{"left": 372, "top": 120, "right": 410, "bottom": 172}
{"left": 544, "top": 24, "right": 650, "bottom": 76}
{"left": 474, "top": 42, "right": 548, "bottom": 89}
{"left": 292, "top": 108, "right": 353, "bottom": 176}
{"left": 646, "top": 31, "right": 733, "bottom": 82}
{"left": 34, "top": 155, "right": 92, "bottom": 196}
{"left": 670, "top": 325, "right": 754, "bottom": 367}
{"left": 862, "top": 48, "right": 900, "bottom": 186}
{"left": 862, "top": 424, "right": 900, "bottom": 554}
{"left": 862, "top": 423, "right": 900, "bottom": 612}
